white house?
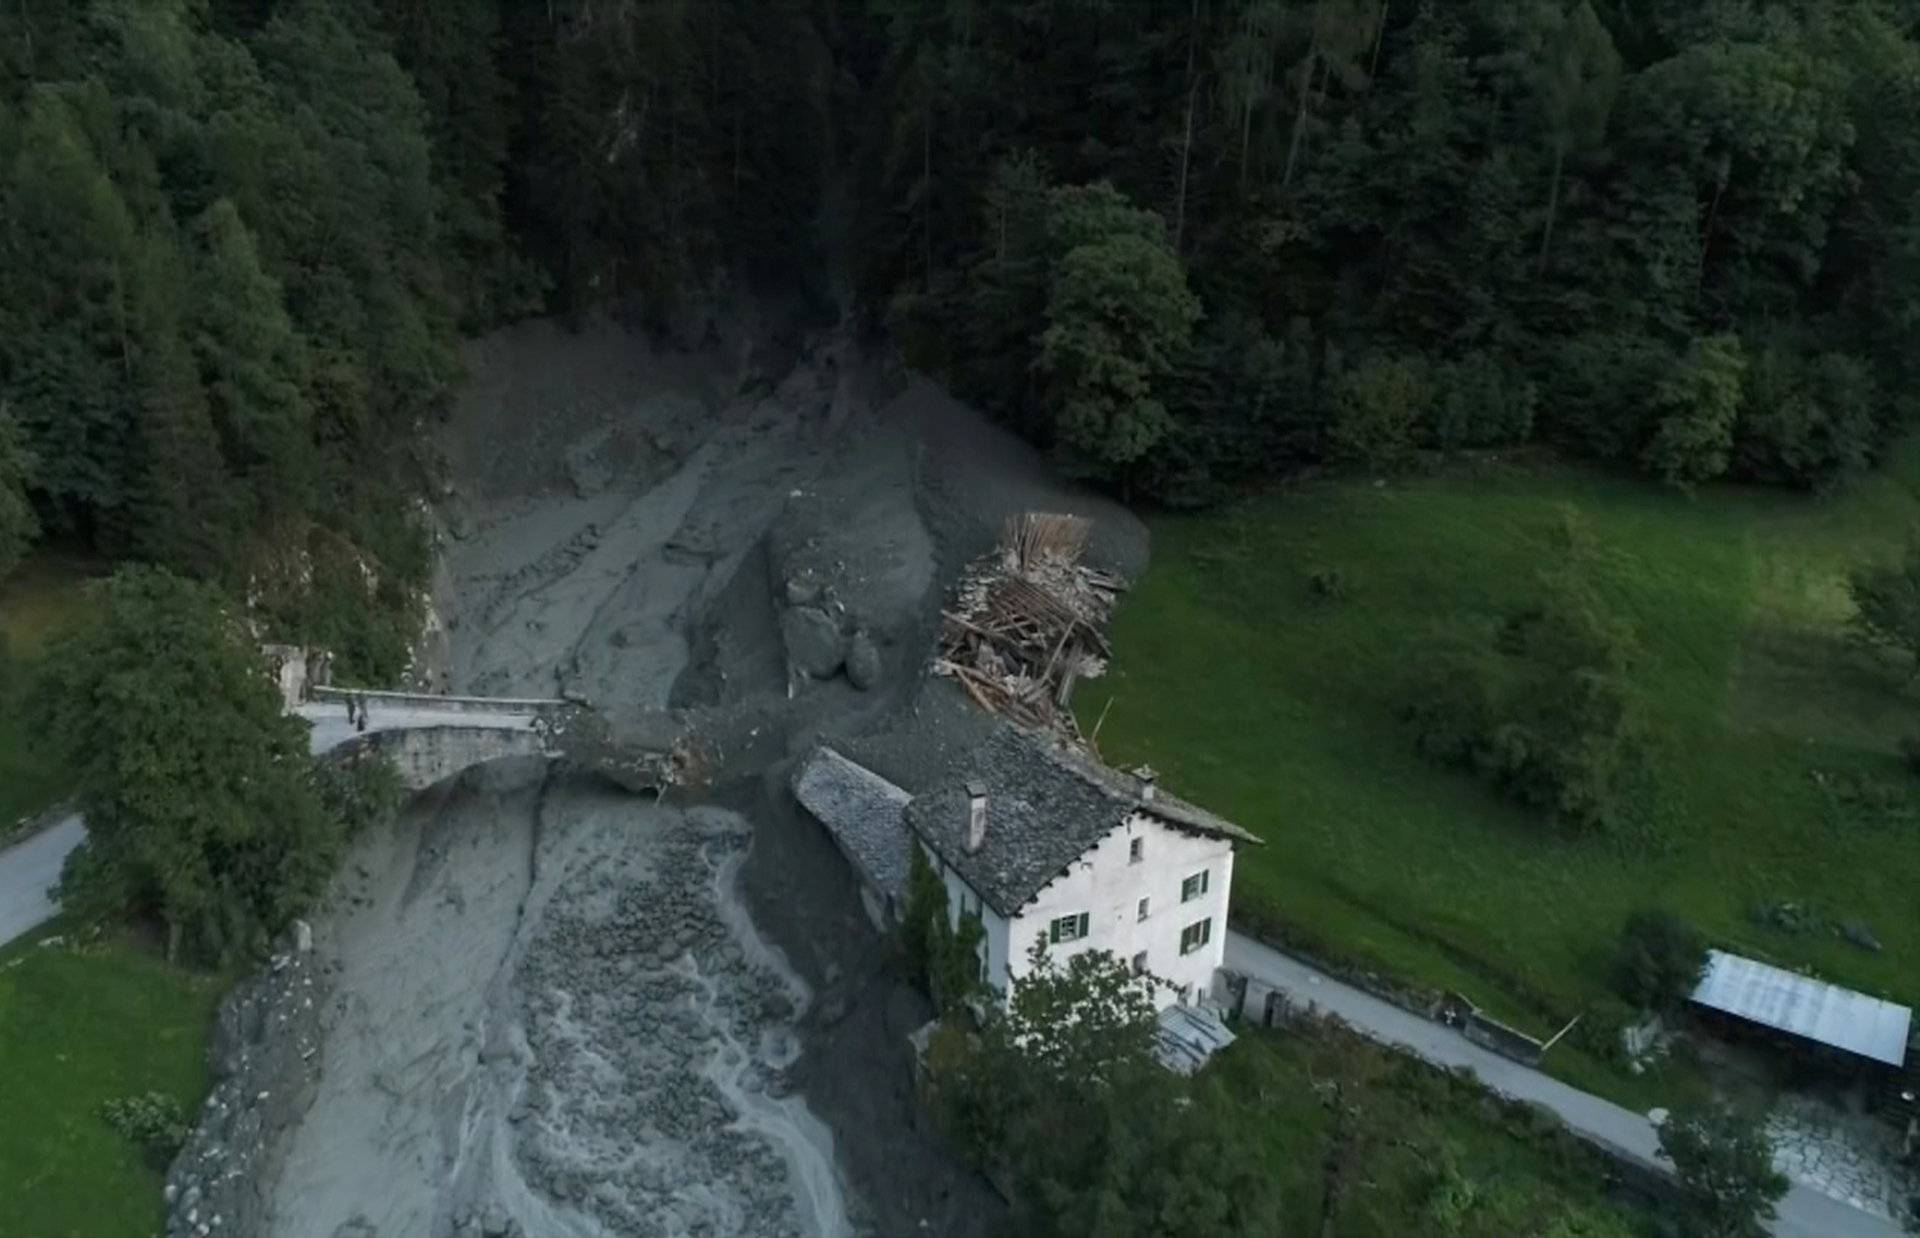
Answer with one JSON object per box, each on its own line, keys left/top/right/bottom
{"left": 793, "top": 727, "right": 1261, "bottom": 1012}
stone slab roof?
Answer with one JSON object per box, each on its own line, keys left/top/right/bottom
{"left": 1155, "top": 1002, "right": 1236, "bottom": 1075}
{"left": 792, "top": 746, "right": 913, "bottom": 905}
{"left": 903, "top": 728, "right": 1260, "bottom": 919}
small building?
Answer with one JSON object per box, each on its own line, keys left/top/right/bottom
{"left": 1689, "top": 949, "right": 1912, "bottom": 1069}
{"left": 794, "top": 728, "right": 1262, "bottom": 1013}
{"left": 791, "top": 746, "right": 914, "bottom": 931}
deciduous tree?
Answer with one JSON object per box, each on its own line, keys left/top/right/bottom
{"left": 1657, "top": 1104, "right": 1789, "bottom": 1238}
{"left": 1642, "top": 333, "right": 1747, "bottom": 488}
{"left": 34, "top": 567, "right": 343, "bottom": 963}
{"left": 1038, "top": 184, "right": 1201, "bottom": 478}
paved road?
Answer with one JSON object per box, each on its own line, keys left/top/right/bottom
{"left": 0, "top": 702, "right": 544, "bottom": 951}
{"left": 1224, "top": 933, "right": 1903, "bottom": 1238}
{"left": 0, "top": 813, "right": 86, "bottom": 947}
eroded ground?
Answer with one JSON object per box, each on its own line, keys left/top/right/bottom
{"left": 176, "top": 308, "right": 1142, "bottom": 1238}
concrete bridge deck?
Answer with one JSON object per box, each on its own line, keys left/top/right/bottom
{"left": 0, "top": 689, "right": 623, "bottom": 950}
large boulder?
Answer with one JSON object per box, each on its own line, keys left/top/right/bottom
{"left": 845, "top": 631, "right": 883, "bottom": 691}
{"left": 781, "top": 606, "right": 845, "bottom": 679}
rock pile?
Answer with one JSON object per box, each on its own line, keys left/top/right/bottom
{"left": 164, "top": 926, "right": 326, "bottom": 1238}
{"left": 507, "top": 807, "right": 832, "bottom": 1238}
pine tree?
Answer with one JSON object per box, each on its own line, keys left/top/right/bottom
{"left": 34, "top": 566, "right": 340, "bottom": 963}
{"left": 189, "top": 200, "right": 312, "bottom": 525}
{"left": 0, "top": 88, "right": 144, "bottom": 533}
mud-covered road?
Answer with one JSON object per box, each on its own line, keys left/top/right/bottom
{"left": 166, "top": 306, "right": 1144, "bottom": 1238}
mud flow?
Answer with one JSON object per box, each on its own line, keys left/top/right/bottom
{"left": 173, "top": 309, "right": 1144, "bottom": 1238}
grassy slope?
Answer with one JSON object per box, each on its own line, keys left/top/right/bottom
{"left": 0, "top": 920, "right": 221, "bottom": 1237}
{"left": 1219, "top": 1024, "right": 1646, "bottom": 1236}
{"left": 1081, "top": 446, "right": 1920, "bottom": 1093}
{"left": 0, "top": 555, "right": 91, "bottom": 831}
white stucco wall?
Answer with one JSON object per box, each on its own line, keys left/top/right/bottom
{"left": 932, "top": 814, "right": 1235, "bottom": 1010}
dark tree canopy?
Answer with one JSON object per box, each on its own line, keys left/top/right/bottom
{"left": 1612, "top": 909, "right": 1708, "bottom": 1012}
{"left": 852, "top": 0, "right": 1920, "bottom": 501}
{"left": 33, "top": 567, "right": 342, "bottom": 962}
{"left": 927, "top": 943, "right": 1287, "bottom": 1237}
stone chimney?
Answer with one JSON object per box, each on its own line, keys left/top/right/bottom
{"left": 965, "top": 780, "right": 989, "bottom": 854}
{"left": 1135, "top": 764, "right": 1157, "bottom": 803}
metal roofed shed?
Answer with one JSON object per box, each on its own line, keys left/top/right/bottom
{"left": 1689, "top": 949, "right": 1912, "bottom": 1068}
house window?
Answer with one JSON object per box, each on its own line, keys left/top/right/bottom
{"left": 1136, "top": 896, "right": 1150, "bottom": 922}
{"left": 1131, "top": 951, "right": 1148, "bottom": 975}
{"left": 1129, "top": 836, "right": 1144, "bottom": 864}
{"left": 1049, "top": 912, "right": 1091, "bottom": 944}
{"left": 1179, "top": 917, "right": 1212, "bottom": 955}
{"left": 1181, "top": 869, "right": 1210, "bottom": 903}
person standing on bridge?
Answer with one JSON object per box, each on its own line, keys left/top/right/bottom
{"left": 355, "top": 693, "right": 368, "bottom": 733}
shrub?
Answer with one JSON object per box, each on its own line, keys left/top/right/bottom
{"left": 1848, "top": 537, "right": 1920, "bottom": 676}
{"left": 1406, "top": 537, "right": 1654, "bottom": 838}
{"left": 1404, "top": 650, "right": 1499, "bottom": 766}
{"left": 1328, "top": 354, "right": 1433, "bottom": 471}
{"left": 101, "top": 1092, "right": 188, "bottom": 1167}
{"left": 1902, "top": 736, "right": 1920, "bottom": 777}
{"left": 901, "top": 843, "right": 985, "bottom": 1013}
{"left": 311, "top": 754, "right": 403, "bottom": 838}
{"left": 1611, "top": 910, "right": 1707, "bottom": 1012}
{"left": 1309, "top": 567, "right": 1347, "bottom": 600}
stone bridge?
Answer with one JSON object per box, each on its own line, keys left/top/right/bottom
{"left": 301, "top": 686, "right": 679, "bottom": 794}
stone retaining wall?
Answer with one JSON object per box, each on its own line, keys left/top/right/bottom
{"left": 328, "top": 725, "right": 555, "bottom": 793}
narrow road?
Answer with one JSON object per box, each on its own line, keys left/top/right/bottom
{"left": 0, "top": 813, "right": 86, "bottom": 947}
{"left": 0, "top": 701, "right": 545, "bottom": 951}
{"left": 1224, "top": 933, "right": 1903, "bottom": 1238}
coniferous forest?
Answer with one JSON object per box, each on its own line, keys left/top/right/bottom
{"left": 3, "top": 0, "right": 1920, "bottom": 663}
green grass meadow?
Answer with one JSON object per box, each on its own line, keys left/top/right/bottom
{"left": 0, "top": 922, "right": 221, "bottom": 1237}
{"left": 1081, "top": 445, "right": 1920, "bottom": 1097}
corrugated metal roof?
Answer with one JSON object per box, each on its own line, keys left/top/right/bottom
{"left": 1690, "top": 950, "right": 1911, "bottom": 1067}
